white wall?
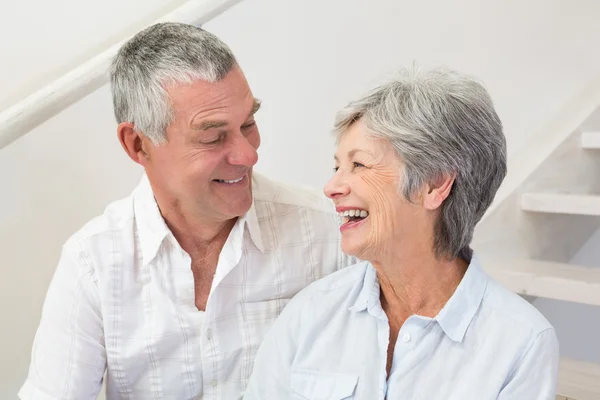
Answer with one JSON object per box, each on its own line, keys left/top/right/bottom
{"left": 0, "top": 0, "right": 187, "bottom": 111}
{"left": 3, "top": 0, "right": 600, "bottom": 397}
{"left": 570, "top": 228, "right": 600, "bottom": 269}
{"left": 204, "top": 0, "right": 600, "bottom": 189}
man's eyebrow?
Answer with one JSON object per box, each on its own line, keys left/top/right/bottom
{"left": 193, "top": 120, "right": 228, "bottom": 131}
{"left": 192, "top": 99, "right": 262, "bottom": 131}
{"left": 248, "top": 98, "right": 262, "bottom": 118}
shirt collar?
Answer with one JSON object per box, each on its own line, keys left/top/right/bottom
{"left": 435, "top": 254, "right": 488, "bottom": 342}
{"left": 244, "top": 198, "right": 265, "bottom": 253}
{"left": 133, "top": 174, "right": 266, "bottom": 266}
{"left": 133, "top": 174, "right": 171, "bottom": 265}
{"left": 348, "top": 255, "right": 488, "bottom": 342}
{"left": 349, "top": 262, "right": 387, "bottom": 320}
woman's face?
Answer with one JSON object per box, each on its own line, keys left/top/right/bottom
{"left": 324, "top": 121, "right": 426, "bottom": 261}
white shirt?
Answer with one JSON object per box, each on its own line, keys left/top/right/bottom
{"left": 245, "top": 258, "right": 560, "bottom": 400}
{"left": 19, "top": 173, "right": 353, "bottom": 400}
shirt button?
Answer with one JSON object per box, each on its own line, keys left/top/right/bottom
{"left": 402, "top": 333, "right": 411, "bottom": 343}
{"left": 210, "top": 379, "right": 218, "bottom": 387}
{"left": 206, "top": 328, "right": 212, "bottom": 340}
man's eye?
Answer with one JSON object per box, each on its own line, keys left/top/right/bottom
{"left": 242, "top": 121, "right": 256, "bottom": 129}
{"left": 353, "top": 162, "right": 365, "bottom": 168}
{"left": 204, "top": 132, "right": 226, "bottom": 145}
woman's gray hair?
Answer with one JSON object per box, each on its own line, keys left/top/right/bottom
{"left": 334, "top": 67, "right": 507, "bottom": 260}
{"left": 110, "top": 22, "right": 237, "bottom": 144}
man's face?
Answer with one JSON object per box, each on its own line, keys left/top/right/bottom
{"left": 143, "top": 67, "right": 261, "bottom": 223}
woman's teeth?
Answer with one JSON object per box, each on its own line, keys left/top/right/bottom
{"left": 338, "top": 209, "right": 369, "bottom": 218}
{"left": 217, "top": 177, "right": 243, "bottom": 184}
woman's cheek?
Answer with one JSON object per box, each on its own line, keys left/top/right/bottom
{"left": 362, "top": 175, "right": 396, "bottom": 248}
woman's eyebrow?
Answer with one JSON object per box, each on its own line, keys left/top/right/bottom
{"left": 334, "top": 149, "right": 375, "bottom": 162}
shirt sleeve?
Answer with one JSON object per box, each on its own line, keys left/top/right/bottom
{"left": 498, "top": 328, "right": 560, "bottom": 400}
{"left": 19, "top": 246, "right": 106, "bottom": 400}
{"left": 243, "top": 288, "right": 310, "bottom": 400}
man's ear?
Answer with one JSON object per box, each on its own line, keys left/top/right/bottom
{"left": 423, "top": 173, "right": 456, "bottom": 211}
{"left": 117, "top": 122, "right": 151, "bottom": 165}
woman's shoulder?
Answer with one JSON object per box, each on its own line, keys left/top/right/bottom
{"left": 481, "top": 272, "right": 554, "bottom": 335}
{"left": 309, "top": 260, "right": 371, "bottom": 292}
{"left": 279, "top": 261, "right": 371, "bottom": 321}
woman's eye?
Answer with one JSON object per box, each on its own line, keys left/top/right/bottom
{"left": 353, "top": 162, "right": 365, "bottom": 168}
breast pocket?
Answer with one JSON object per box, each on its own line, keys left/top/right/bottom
{"left": 290, "top": 369, "right": 359, "bottom": 400}
{"left": 237, "top": 298, "right": 290, "bottom": 383}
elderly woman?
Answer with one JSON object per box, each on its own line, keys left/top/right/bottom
{"left": 243, "top": 67, "right": 559, "bottom": 400}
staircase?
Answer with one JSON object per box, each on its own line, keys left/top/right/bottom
{"left": 474, "top": 129, "right": 600, "bottom": 400}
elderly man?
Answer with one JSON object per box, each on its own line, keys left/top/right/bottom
{"left": 19, "top": 22, "right": 351, "bottom": 400}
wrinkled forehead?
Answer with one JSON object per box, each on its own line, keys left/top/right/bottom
{"left": 165, "top": 68, "right": 255, "bottom": 117}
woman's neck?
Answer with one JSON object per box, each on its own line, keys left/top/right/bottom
{"left": 373, "top": 248, "right": 468, "bottom": 322}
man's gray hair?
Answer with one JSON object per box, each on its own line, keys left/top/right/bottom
{"left": 110, "top": 22, "right": 237, "bottom": 144}
{"left": 334, "top": 67, "right": 507, "bottom": 260}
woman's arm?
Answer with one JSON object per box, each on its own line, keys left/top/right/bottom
{"left": 243, "top": 289, "right": 310, "bottom": 400}
{"left": 498, "top": 328, "right": 560, "bottom": 400}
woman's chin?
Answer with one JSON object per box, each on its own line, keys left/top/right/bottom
{"left": 341, "top": 239, "right": 367, "bottom": 260}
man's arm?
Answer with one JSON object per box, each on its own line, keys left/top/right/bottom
{"left": 498, "top": 328, "right": 560, "bottom": 400}
{"left": 19, "top": 246, "right": 106, "bottom": 400}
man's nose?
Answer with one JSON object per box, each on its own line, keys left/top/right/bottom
{"left": 226, "top": 133, "right": 259, "bottom": 167}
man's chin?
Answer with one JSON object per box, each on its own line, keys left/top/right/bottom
{"left": 210, "top": 177, "right": 254, "bottom": 217}
{"left": 223, "top": 196, "right": 254, "bottom": 218}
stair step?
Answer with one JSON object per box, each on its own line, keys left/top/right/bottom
{"left": 521, "top": 193, "right": 600, "bottom": 216}
{"left": 558, "top": 358, "right": 600, "bottom": 400}
{"left": 581, "top": 131, "right": 600, "bottom": 149}
{"left": 483, "top": 259, "right": 600, "bottom": 306}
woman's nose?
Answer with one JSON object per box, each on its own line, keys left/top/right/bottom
{"left": 324, "top": 171, "right": 350, "bottom": 200}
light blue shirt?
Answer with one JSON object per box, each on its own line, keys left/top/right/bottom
{"left": 244, "top": 257, "right": 559, "bottom": 400}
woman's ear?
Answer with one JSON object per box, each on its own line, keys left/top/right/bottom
{"left": 423, "top": 173, "right": 456, "bottom": 211}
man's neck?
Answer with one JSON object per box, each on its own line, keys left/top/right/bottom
{"left": 155, "top": 198, "right": 239, "bottom": 312}
{"left": 156, "top": 198, "right": 238, "bottom": 256}
{"left": 169, "top": 213, "right": 237, "bottom": 257}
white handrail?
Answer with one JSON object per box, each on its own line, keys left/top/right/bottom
{"left": 0, "top": 0, "right": 244, "bottom": 150}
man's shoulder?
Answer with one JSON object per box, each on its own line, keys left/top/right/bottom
{"left": 252, "top": 173, "right": 336, "bottom": 216}
{"left": 64, "top": 192, "right": 135, "bottom": 253}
